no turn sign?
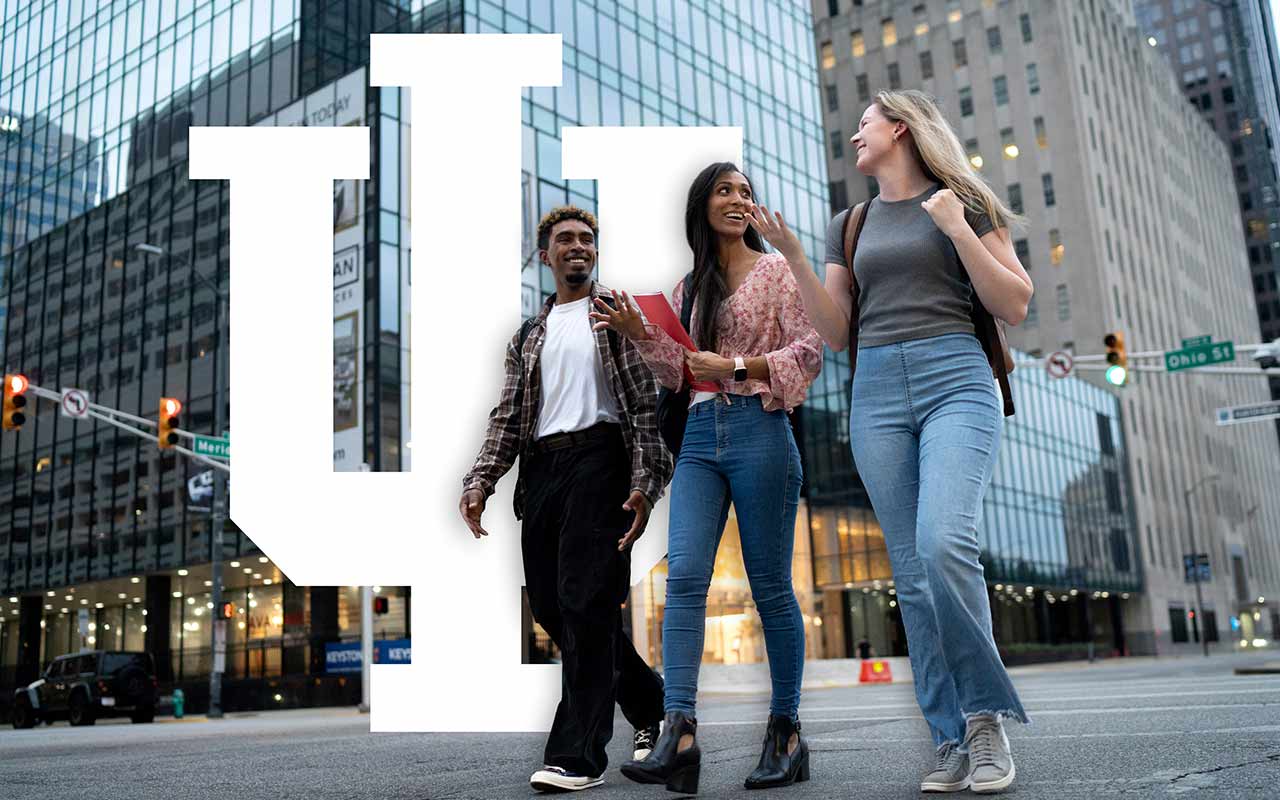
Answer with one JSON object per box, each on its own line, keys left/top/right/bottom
{"left": 60, "top": 388, "right": 90, "bottom": 418}
{"left": 1046, "top": 351, "right": 1074, "bottom": 379}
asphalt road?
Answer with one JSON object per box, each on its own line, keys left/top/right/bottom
{"left": 3, "top": 652, "right": 1279, "bottom": 799}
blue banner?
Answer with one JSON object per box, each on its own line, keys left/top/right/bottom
{"left": 374, "top": 638, "right": 411, "bottom": 664}
{"left": 324, "top": 639, "right": 412, "bottom": 672}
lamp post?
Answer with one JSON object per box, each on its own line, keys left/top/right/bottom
{"left": 1183, "top": 474, "right": 1220, "bottom": 657}
{"left": 137, "top": 242, "right": 228, "bottom": 716}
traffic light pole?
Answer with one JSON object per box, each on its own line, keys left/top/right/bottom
{"left": 205, "top": 273, "right": 229, "bottom": 719}
{"left": 1183, "top": 475, "right": 1218, "bottom": 658}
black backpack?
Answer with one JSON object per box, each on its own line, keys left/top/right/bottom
{"left": 655, "top": 272, "right": 694, "bottom": 458}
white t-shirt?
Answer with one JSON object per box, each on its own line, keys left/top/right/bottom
{"left": 536, "top": 295, "right": 621, "bottom": 438}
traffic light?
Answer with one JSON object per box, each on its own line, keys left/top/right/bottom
{"left": 1104, "top": 331, "right": 1128, "bottom": 386}
{"left": 373, "top": 596, "right": 389, "bottom": 615}
{"left": 219, "top": 601, "right": 234, "bottom": 619}
{"left": 2, "top": 374, "right": 28, "bottom": 431}
{"left": 158, "top": 397, "right": 182, "bottom": 449}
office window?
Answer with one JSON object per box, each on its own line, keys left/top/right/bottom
{"left": 883, "top": 19, "right": 898, "bottom": 47}
{"left": 994, "top": 75, "right": 1009, "bottom": 106}
{"left": 1007, "top": 183, "right": 1023, "bottom": 214}
{"left": 1002, "top": 127, "right": 1018, "bottom": 159}
{"left": 1056, "top": 284, "right": 1070, "bottom": 321}
{"left": 959, "top": 86, "right": 973, "bottom": 116}
{"left": 1110, "top": 529, "right": 1132, "bottom": 572}
{"left": 947, "top": 1, "right": 962, "bottom": 24}
{"left": 920, "top": 51, "right": 934, "bottom": 80}
{"left": 828, "top": 0, "right": 840, "bottom": 16}
{"left": 856, "top": 73, "right": 870, "bottom": 102}
{"left": 852, "top": 30, "right": 866, "bottom": 58}
{"left": 830, "top": 131, "right": 844, "bottom": 160}
{"left": 1042, "top": 173, "right": 1056, "bottom": 207}
{"left": 1014, "top": 238, "right": 1030, "bottom": 268}
{"left": 1104, "top": 470, "right": 1122, "bottom": 512}
{"left": 1222, "top": 86, "right": 1234, "bottom": 105}
{"left": 825, "top": 84, "right": 839, "bottom": 113}
{"left": 953, "top": 39, "right": 967, "bottom": 67}
{"left": 914, "top": 5, "right": 929, "bottom": 38}
{"left": 1020, "top": 13, "right": 1033, "bottom": 43}
{"left": 821, "top": 41, "right": 835, "bottom": 70}
{"left": 1050, "top": 228, "right": 1064, "bottom": 265}
{"left": 829, "top": 180, "right": 848, "bottom": 213}
{"left": 888, "top": 63, "right": 901, "bottom": 90}
{"left": 1034, "top": 116, "right": 1048, "bottom": 148}
{"left": 1026, "top": 63, "right": 1040, "bottom": 95}
{"left": 987, "top": 26, "right": 1002, "bottom": 54}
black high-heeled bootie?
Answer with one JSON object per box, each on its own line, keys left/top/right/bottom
{"left": 743, "top": 714, "right": 810, "bottom": 790}
{"left": 619, "top": 710, "right": 701, "bottom": 794}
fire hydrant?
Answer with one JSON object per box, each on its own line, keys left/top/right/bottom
{"left": 172, "top": 688, "right": 185, "bottom": 719}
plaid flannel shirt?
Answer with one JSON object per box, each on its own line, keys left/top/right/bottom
{"left": 462, "top": 282, "right": 674, "bottom": 520}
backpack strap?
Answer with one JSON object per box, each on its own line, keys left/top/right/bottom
{"left": 841, "top": 203, "right": 868, "bottom": 379}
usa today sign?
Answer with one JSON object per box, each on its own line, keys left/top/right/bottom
{"left": 189, "top": 34, "right": 742, "bottom": 733}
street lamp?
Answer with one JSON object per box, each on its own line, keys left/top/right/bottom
{"left": 1183, "top": 474, "right": 1220, "bottom": 657}
{"left": 137, "top": 242, "right": 229, "bottom": 717}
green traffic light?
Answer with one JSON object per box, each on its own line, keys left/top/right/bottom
{"left": 1106, "top": 365, "right": 1128, "bottom": 386}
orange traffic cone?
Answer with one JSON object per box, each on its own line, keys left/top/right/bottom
{"left": 859, "top": 659, "right": 893, "bottom": 683}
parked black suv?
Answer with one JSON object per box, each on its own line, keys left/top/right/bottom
{"left": 11, "top": 650, "right": 158, "bottom": 728}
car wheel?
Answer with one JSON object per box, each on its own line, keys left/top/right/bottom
{"left": 11, "top": 698, "right": 36, "bottom": 729}
{"left": 68, "top": 692, "right": 96, "bottom": 726}
{"left": 130, "top": 705, "right": 156, "bottom": 724}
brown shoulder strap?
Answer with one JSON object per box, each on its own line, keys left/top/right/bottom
{"left": 842, "top": 202, "right": 868, "bottom": 293}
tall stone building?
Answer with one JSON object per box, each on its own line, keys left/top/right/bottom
{"left": 812, "top": 0, "right": 1280, "bottom": 653}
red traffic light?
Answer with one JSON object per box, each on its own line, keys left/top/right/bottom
{"left": 7, "top": 374, "right": 27, "bottom": 394}
{"left": 373, "top": 596, "right": 389, "bottom": 615}
{"left": 2, "top": 373, "right": 29, "bottom": 431}
{"left": 158, "top": 397, "right": 182, "bottom": 449}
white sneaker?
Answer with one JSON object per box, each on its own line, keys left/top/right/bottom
{"left": 529, "top": 766, "right": 604, "bottom": 792}
{"left": 633, "top": 721, "right": 661, "bottom": 761}
{"left": 964, "top": 715, "right": 1016, "bottom": 794}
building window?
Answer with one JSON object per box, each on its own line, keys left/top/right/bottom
{"left": 1110, "top": 529, "right": 1131, "bottom": 572}
{"left": 1170, "top": 606, "right": 1189, "bottom": 643}
{"left": 821, "top": 41, "right": 835, "bottom": 70}
{"left": 852, "top": 29, "right": 866, "bottom": 58}
{"left": 1222, "top": 85, "right": 1235, "bottom": 105}
{"left": 959, "top": 86, "right": 973, "bottom": 116}
{"left": 914, "top": 5, "right": 929, "bottom": 37}
{"left": 1024, "top": 294, "right": 1038, "bottom": 327}
{"left": 1007, "top": 183, "right": 1023, "bottom": 214}
{"left": 825, "top": 84, "right": 840, "bottom": 113}
{"left": 1056, "top": 284, "right": 1070, "bottom": 321}
{"left": 1042, "top": 173, "right": 1056, "bottom": 207}
{"left": 987, "top": 26, "right": 1002, "bottom": 54}
{"left": 830, "top": 131, "right": 844, "bottom": 160}
{"left": 1026, "top": 63, "right": 1040, "bottom": 95}
{"left": 856, "top": 73, "right": 870, "bottom": 102}
{"left": 883, "top": 18, "right": 898, "bottom": 47}
{"left": 829, "top": 180, "right": 849, "bottom": 213}
{"left": 1014, "top": 238, "right": 1030, "bottom": 268}
{"left": 1020, "top": 13, "right": 1033, "bottom": 43}
{"left": 993, "top": 75, "right": 1009, "bottom": 106}
{"left": 920, "top": 51, "right": 934, "bottom": 80}
{"left": 1203, "top": 611, "right": 1219, "bottom": 643}
{"left": 948, "top": 1, "right": 962, "bottom": 24}
{"left": 1104, "top": 469, "right": 1122, "bottom": 512}
{"left": 1002, "top": 127, "right": 1018, "bottom": 159}
{"left": 966, "top": 137, "right": 983, "bottom": 169}
{"left": 1050, "top": 228, "right": 1064, "bottom": 265}
{"left": 888, "top": 63, "right": 901, "bottom": 90}
{"left": 1034, "top": 116, "right": 1048, "bottom": 148}
{"left": 828, "top": 0, "right": 840, "bottom": 16}
{"left": 1241, "top": 192, "right": 1253, "bottom": 211}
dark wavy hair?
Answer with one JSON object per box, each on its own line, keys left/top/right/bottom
{"left": 685, "top": 162, "right": 766, "bottom": 352}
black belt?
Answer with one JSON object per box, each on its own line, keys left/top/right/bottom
{"left": 527, "top": 422, "right": 622, "bottom": 455}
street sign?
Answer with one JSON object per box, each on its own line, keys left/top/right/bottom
{"left": 1046, "top": 351, "right": 1074, "bottom": 379}
{"left": 1166, "top": 340, "right": 1235, "bottom": 372}
{"left": 187, "top": 470, "right": 214, "bottom": 507}
{"left": 1183, "top": 553, "right": 1211, "bottom": 583}
{"left": 60, "top": 388, "right": 89, "bottom": 418}
{"left": 1181, "top": 335, "right": 1212, "bottom": 348}
{"left": 1216, "top": 401, "right": 1280, "bottom": 426}
{"left": 193, "top": 435, "right": 230, "bottom": 459}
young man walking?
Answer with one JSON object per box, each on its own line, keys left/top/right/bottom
{"left": 460, "top": 206, "right": 673, "bottom": 793}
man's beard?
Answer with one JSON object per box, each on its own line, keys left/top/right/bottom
{"left": 564, "top": 270, "right": 590, "bottom": 286}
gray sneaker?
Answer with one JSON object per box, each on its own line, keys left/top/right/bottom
{"left": 964, "top": 714, "right": 1016, "bottom": 794}
{"left": 920, "top": 741, "right": 970, "bottom": 792}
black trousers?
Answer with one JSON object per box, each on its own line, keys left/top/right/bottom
{"left": 521, "top": 424, "right": 665, "bottom": 776}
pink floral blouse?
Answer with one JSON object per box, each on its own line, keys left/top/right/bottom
{"left": 633, "top": 253, "right": 823, "bottom": 413}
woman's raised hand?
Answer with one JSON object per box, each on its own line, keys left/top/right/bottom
{"left": 589, "top": 289, "right": 649, "bottom": 340}
{"left": 747, "top": 203, "right": 804, "bottom": 263}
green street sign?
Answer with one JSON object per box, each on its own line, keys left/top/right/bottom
{"left": 1165, "top": 341, "right": 1235, "bottom": 372}
{"left": 193, "top": 435, "right": 229, "bottom": 459}
{"left": 1181, "top": 335, "right": 1211, "bottom": 348}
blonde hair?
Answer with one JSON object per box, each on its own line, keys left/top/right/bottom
{"left": 874, "top": 89, "right": 1025, "bottom": 230}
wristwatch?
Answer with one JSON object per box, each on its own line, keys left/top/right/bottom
{"left": 733, "top": 356, "right": 748, "bottom": 382}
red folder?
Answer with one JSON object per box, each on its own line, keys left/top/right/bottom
{"left": 631, "top": 292, "right": 720, "bottom": 392}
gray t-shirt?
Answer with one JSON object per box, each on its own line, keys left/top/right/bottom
{"left": 824, "top": 184, "right": 995, "bottom": 348}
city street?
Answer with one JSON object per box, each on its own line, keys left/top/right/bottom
{"left": 2, "top": 653, "right": 1278, "bottom": 799}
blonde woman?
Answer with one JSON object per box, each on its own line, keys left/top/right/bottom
{"left": 782, "top": 89, "right": 1034, "bottom": 794}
